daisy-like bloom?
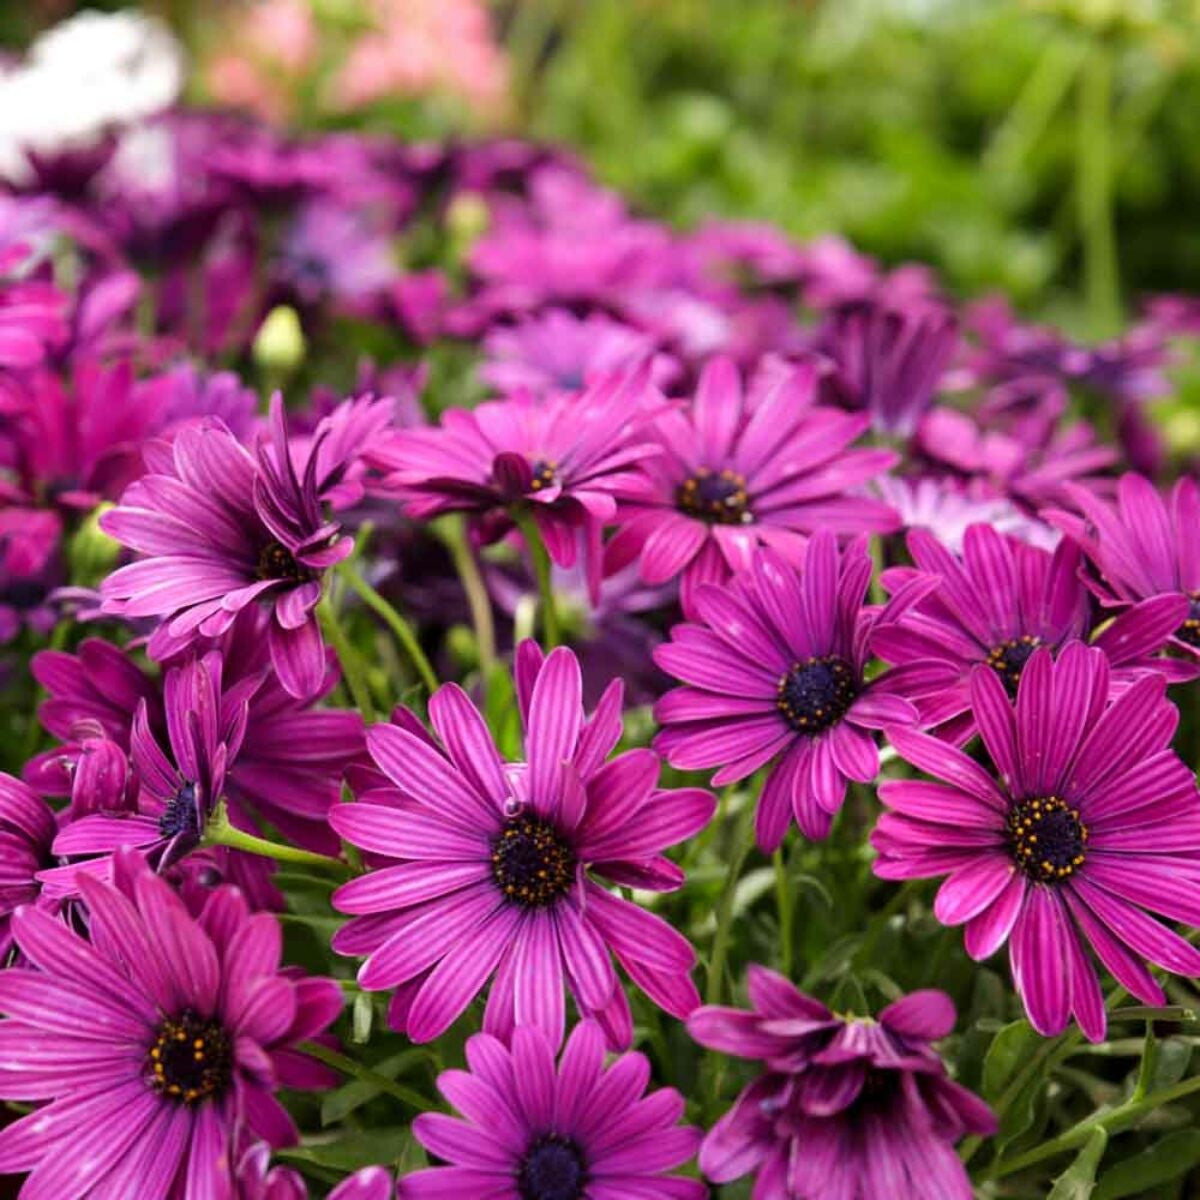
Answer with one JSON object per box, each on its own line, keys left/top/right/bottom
{"left": 480, "top": 308, "right": 679, "bottom": 396}
{"left": 397, "top": 1021, "right": 705, "bottom": 1200}
{"left": 689, "top": 968, "right": 995, "bottom": 1199}
{"left": 0, "top": 852, "right": 342, "bottom": 1198}
{"left": 608, "top": 356, "right": 898, "bottom": 614}
{"left": 871, "top": 524, "right": 1195, "bottom": 742}
{"left": 100, "top": 395, "right": 359, "bottom": 698}
{"left": 369, "top": 367, "right": 662, "bottom": 571}
{"left": 817, "top": 300, "right": 958, "bottom": 438}
{"left": 0, "top": 774, "right": 57, "bottom": 960}
{"left": 330, "top": 643, "right": 715, "bottom": 1050}
{"left": 238, "top": 1142, "right": 392, "bottom": 1200}
{"left": 1049, "top": 473, "right": 1200, "bottom": 659}
{"left": 873, "top": 644, "right": 1200, "bottom": 1040}
{"left": 653, "top": 532, "right": 918, "bottom": 849}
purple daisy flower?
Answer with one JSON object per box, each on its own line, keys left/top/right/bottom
{"left": 608, "top": 356, "right": 898, "bottom": 614}
{"left": 369, "top": 368, "right": 662, "bottom": 570}
{"left": 0, "top": 774, "right": 58, "bottom": 961}
{"left": 238, "top": 1143, "right": 392, "bottom": 1200}
{"left": 689, "top": 968, "right": 995, "bottom": 1199}
{"left": 330, "top": 643, "right": 715, "bottom": 1050}
{"left": 817, "top": 300, "right": 958, "bottom": 438}
{"left": 873, "top": 643, "right": 1200, "bottom": 1040}
{"left": 100, "top": 395, "right": 358, "bottom": 698}
{"left": 0, "top": 852, "right": 342, "bottom": 1198}
{"left": 653, "top": 532, "right": 918, "bottom": 849}
{"left": 1050, "top": 473, "right": 1200, "bottom": 659}
{"left": 871, "top": 524, "right": 1195, "bottom": 741}
{"left": 396, "top": 1020, "right": 705, "bottom": 1200}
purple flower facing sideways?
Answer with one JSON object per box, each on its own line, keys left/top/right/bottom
{"left": 0, "top": 775, "right": 58, "bottom": 961}
{"left": 238, "top": 1142, "right": 392, "bottom": 1200}
{"left": 688, "top": 969, "right": 995, "bottom": 1200}
{"left": 397, "top": 1021, "right": 706, "bottom": 1200}
{"left": 0, "top": 852, "right": 342, "bottom": 1200}
{"left": 369, "top": 367, "right": 662, "bottom": 572}
{"left": 872, "top": 524, "right": 1195, "bottom": 742}
{"left": 874, "top": 644, "right": 1200, "bottom": 1040}
{"left": 608, "top": 356, "right": 898, "bottom": 614}
{"left": 100, "top": 395, "right": 360, "bottom": 698}
{"left": 1051, "top": 473, "right": 1200, "bottom": 659}
{"left": 817, "top": 300, "right": 958, "bottom": 438}
{"left": 330, "top": 643, "right": 715, "bottom": 1050}
{"left": 653, "top": 532, "right": 918, "bottom": 849}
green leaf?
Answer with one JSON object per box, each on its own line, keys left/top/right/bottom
{"left": 983, "top": 1019, "right": 1037, "bottom": 1099}
{"left": 320, "top": 1050, "right": 432, "bottom": 1126}
{"left": 281, "top": 1127, "right": 416, "bottom": 1170}
{"left": 351, "top": 990, "right": 374, "bottom": 1045}
{"left": 1047, "top": 1128, "right": 1108, "bottom": 1200}
{"left": 1150, "top": 1037, "right": 1193, "bottom": 1091}
{"left": 1093, "top": 1130, "right": 1200, "bottom": 1199}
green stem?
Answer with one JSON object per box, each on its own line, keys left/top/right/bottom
{"left": 514, "top": 510, "right": 561, "bottom": 649}
{"left": 774, "top": 848, "right": 794, "bottom": 979}
{"left": 993, "top": 1074, "right": 1200, "bottom": 1180}
{"left": 706, "top": 797, "right": 758, "bottom": 1006}
{"left": 1077, "top": 39, "right": 1121, "bottom": 337}
{"left": 317, "top": 596, "right": 375, "bottom": 722}
{"left": 339, "top": 565, "right": 440, "bottom": 696}
{"left": 437, "top": 515, "right": 496, "bottom": 682}
{"left": 299, "top": 1041, "right": 430, "bottom": 1112}
{"left": 205, "top": 802, "right": 355, "bottom": 877}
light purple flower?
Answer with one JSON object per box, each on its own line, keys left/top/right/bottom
{"left": 609, "top": 356, "right": 898, "bottom": 614}
{"left": 0, "top": 852, "right": 342, "bottom": 1198}
{"left": 872, "top": 524, "right": 1195, "bottom": 741}
{"left": 100, "top": 395, "right": 359, "bottom": 698}
{"left": 689, "top": 968, "right": 995, "bottom": 1199}
{"left": 330, "top": 643, "right": 715, "bottom": 1050}
{"left": 653, "top": 532, "right": 918, "bottom": 849}
{"left": 873, "top": 643, "right": 1200, "bottom": 1040}
{"left": 0, "top": 774, "right": 58, "bottom": 961}
{"left": 396, "top": 1020, "right": 705, "bottom": 1200}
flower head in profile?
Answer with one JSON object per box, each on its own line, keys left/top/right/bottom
{"left": 480, "top": 308, "right": 679, "bottom": 396}
{"left": 609, "top": 356, "right": 898, "bottom": 613}
{"left": 397, "top": 1021, "right": 705, "bottom": 1200}
{"left": 0, "top": 852, "right": 341, "bottom": 1199}
{"left": 369, "top": 367, "right": 662, "bottom": 570}
{"left": 653, "top": 532, "right": 918, "bottom": 849}
{"left": 100, "top": 395, "right": 368, "bottom": 698}
{"left": 873, "top": 644, "right": 1200, "bottom": 1040}
{"left": 872, "top": 524, "right": 1195, "bottom": 741}
{"left": 689, "top": 969, "right": 995, "bottom": 1199}
{"left": 0, "top": 775, "right": 58, "bottom": 960}
{"left": 818, "top": 300, "right": 957, "bottom": 437}
{"left": 238, "top": 1142, "right": 392, "bottom": 1200}
{"left": 1050, "top": 473, "right": 1200, "bottom": 659}
{"left": 331, "top": 643, "right": 715, "bottom": 1050}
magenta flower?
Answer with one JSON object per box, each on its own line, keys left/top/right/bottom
{"left": 330, "top": 643, "right": 715, "bottom": 1049}
{"left": 238, "top": 1143, "right": 392, "bottom": 1200}
{"left": 818, "top": 300, "right": 958, "bottom": 437}
{"left": 369, "top": 367, "right": 662, "bottom": 569}
{"left": 608, "top": 356, "right": 898, "bottom": 613}
{"left": 480, "top": 307, "right": 679, "bottom": 396}
{"left": 0, "top": 853, "right": 342, "bottom": 1198}
{"left": 873, "top": 644, "right": 1200, "bottom": 1040}
{"left": 689, "top": 968, "right": 995, "bottom": 1199}
{"left": 100, "top": 396, "right": 357, "bottom": 698}
{"left": 0, "top": 774, "right": 58, "bottom": 960}
{"left": 653, "top": 533, "right": 918, "bottom": 849}
{"left": 0, "top": 507, "right": 62, "bottom": 643}
{"left": 396, "top": 1021, "right": 705, "bottom": 1200}
{"left": 872, "top": 524, "right": 1195, "bottom": 741}
{"left": 1051, "top": 473, "right": 1200, "bottom": 659}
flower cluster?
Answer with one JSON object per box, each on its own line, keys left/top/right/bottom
{"left": 0, "top": 8, "right": 1198, "bottom": 1198}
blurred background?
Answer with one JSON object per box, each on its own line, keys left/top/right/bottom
{"left": 3, "top": 0, "right": 1199, "bottom": 336}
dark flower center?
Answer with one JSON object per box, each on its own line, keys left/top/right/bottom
{"left": 256, "top": 540, "right": 312, "bottom": 582}
{"left": 518, "top": 1134, "right": 587, "bottom": 1200}
{"left": 530, "top": 459, "right": 559, "bottom": 492}
{"left": 1007, "top": 796, "right": 1088, "bottom": 882}
{"left": 147, "top": 1010, "right": 232, "bottom": 1105}
{"left": 1, "top": 579, "right": 49, "bottom": 610}
{"left": 554, "top": 368, "right": 584, "bottom": 391}
{"left": 158, "top": 782, "right": 200, "bottom": 839}
{"left": 1179, "top": 594, "right": 1200, "bottom": 650}
{"left": 986, "top": 635, "right": 1042, "bottom": 694}
{"left": 491, "top": 814, "right": 576, "bottom": 908}
{"left": 676, "top": 467, "right": 752, "bottom": 525}
{"left": 776, "top": 656, "right": 857, "bottom": 733}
